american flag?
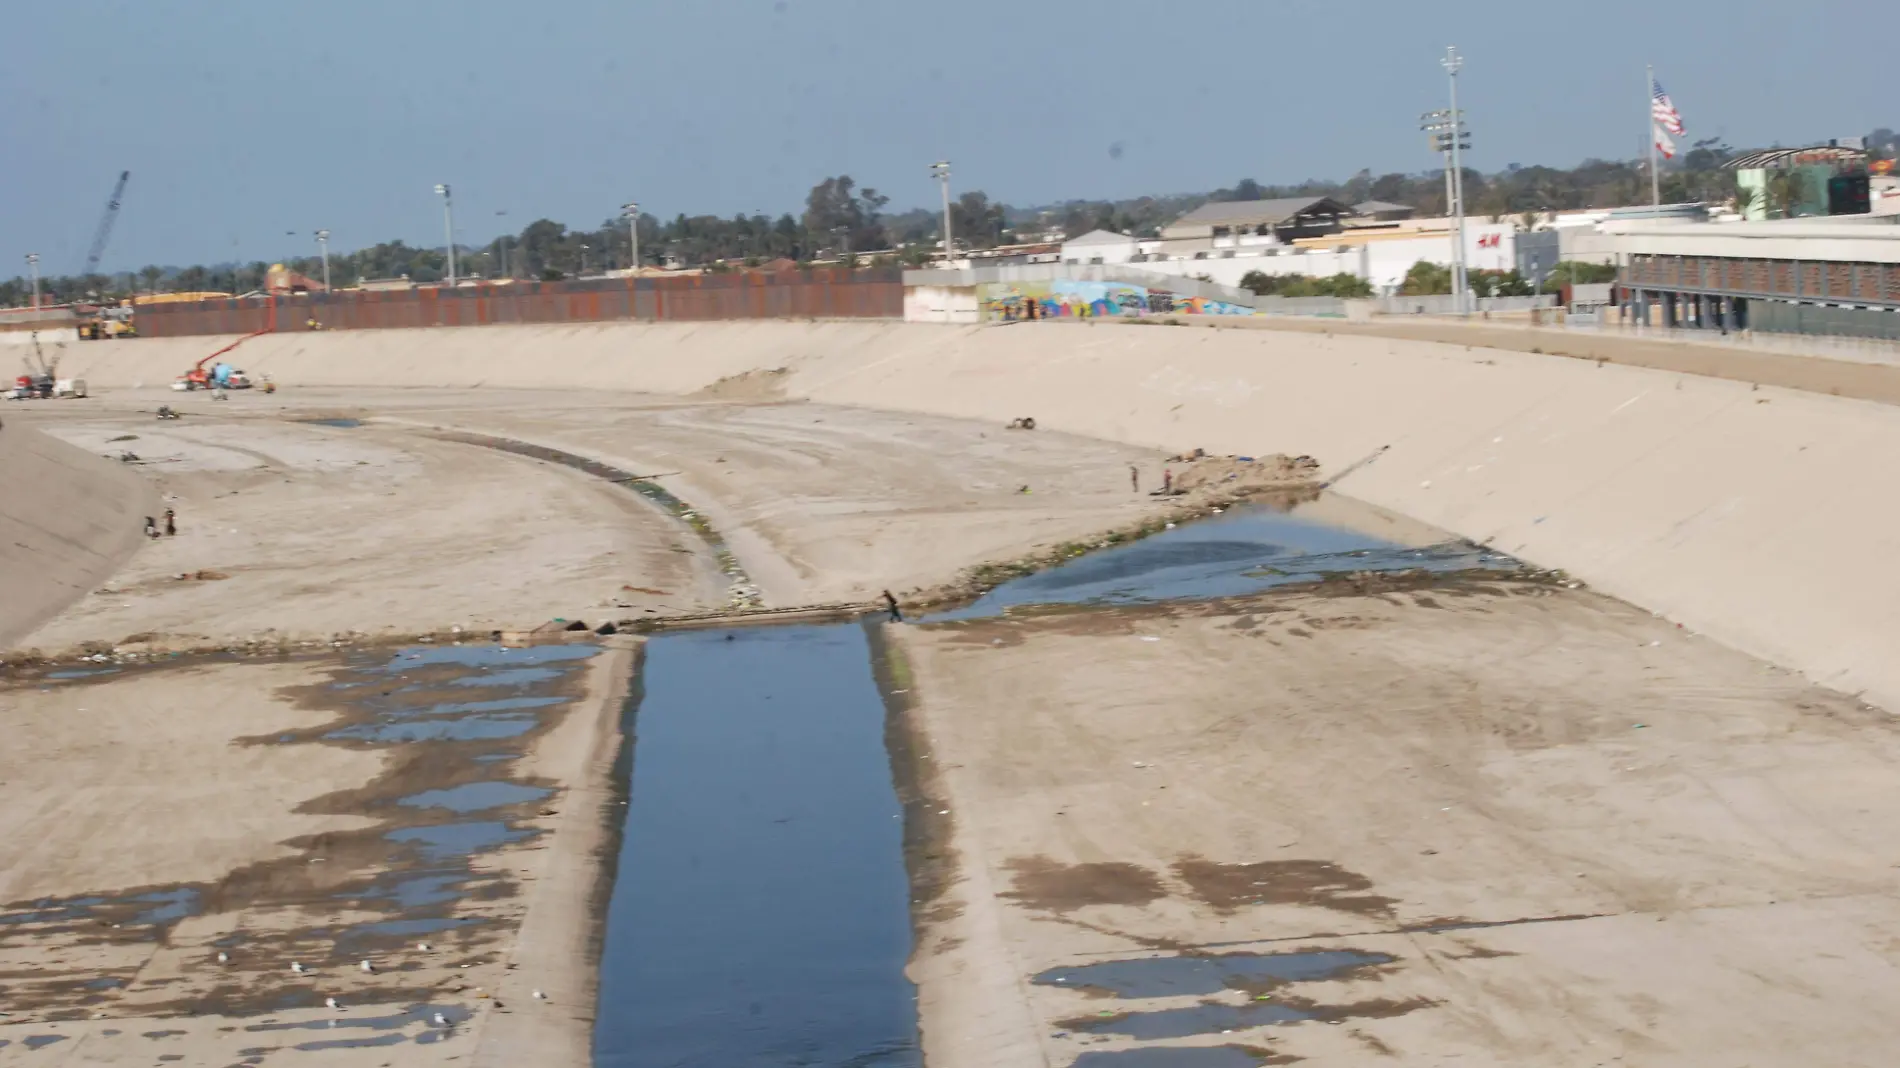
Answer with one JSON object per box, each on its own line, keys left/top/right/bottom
{"left": 1651, "top": 76, "right": 1684, "bottom": 160}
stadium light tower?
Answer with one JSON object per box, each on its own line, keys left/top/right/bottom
{"left": 930, "top": 161, "right": 954, "bottom": 264}
{"left": 433, "top": 183, "right": 456, "bottom": 286}
{"left": 314, "top": 230, "right": 332, "bottom": 291}
{"left": 1441, "top": 46, "right": 1470, "bottom": 314}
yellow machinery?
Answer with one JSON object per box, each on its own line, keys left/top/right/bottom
{"left": 76, "top": 302, "right": 137, "bottom": 340}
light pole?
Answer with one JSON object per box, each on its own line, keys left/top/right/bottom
{"left": 1420, "top": 105, "right": 1471, "bottom": 309}
{"left": 26, "top": 253, "right": 41, "bottom": 309}
{"left": 1441, "top": 46, "right": 1469, "bottom": 315}
{"left": 580, "top": 243, "right": 590, "bottom": 276}
{"left": 433, "top": 183, "right": 457, "bottom": 286}
{"left": 930, "top": 161, "right": 954, "bottom": 265}
{"left": 495, "top": 210, "right": 510, "bottom": 279}
{"left": 314, "top": 230, "right": 332, "bottom": 291}
{"left": 622, "top": 202, "right": 640, "bottom": 274}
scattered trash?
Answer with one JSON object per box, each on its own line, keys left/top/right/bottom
{"left": 1006, "top": 417, "right": 1037, "bottom": 430}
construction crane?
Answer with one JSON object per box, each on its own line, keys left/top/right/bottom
{"left": 78, "top": 170, "right": 130, "bottom": 279}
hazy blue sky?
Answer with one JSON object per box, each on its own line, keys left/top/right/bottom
{"left": 2, "top": 0, "right": 1888, "bottom": 273}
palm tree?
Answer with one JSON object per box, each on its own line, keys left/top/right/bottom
{"left": 137, "top": 265, "right": 165, "bottom": 295}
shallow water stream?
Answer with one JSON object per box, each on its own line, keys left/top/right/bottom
{"left": 590, "top": 497, "right": 1508, "bottom": 1066}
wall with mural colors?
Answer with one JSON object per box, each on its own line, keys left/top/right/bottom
{"left": 977, "top": 279, "right": 1254, "bottom": 321}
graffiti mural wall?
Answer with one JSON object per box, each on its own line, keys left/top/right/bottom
{"left": 978, "top": 279, "right": 1253, "bottom": 321}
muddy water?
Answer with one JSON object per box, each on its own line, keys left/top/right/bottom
{"left": 592, "top": 624, "right": 919, "bottom": 1068}
{"left": 937, "top": 497, "right": 1514, "bottom": 619}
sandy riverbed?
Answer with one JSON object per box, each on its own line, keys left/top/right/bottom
{"left": 891, "top": 579, "right": 1900, "bottom": 1067}
{"left": 0, "top": 386, "right": 1203, "bottom": 1066}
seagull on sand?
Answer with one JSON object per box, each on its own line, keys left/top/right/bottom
{"left": 215, "top": 952, "right": 229, "bottom": 964}
{"left": 359, "top": 959, "right": 375, "bottom": 974}
{"left": 291, "top": 961, "right": 307, "bottom": 974}
{"left": 325, "top": 997, "right": 342, "bottom": 1010}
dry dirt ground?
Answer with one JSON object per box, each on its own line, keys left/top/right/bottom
{"left": 10, "top": 386, "right": 1170, "bottom": 655}
{"left": 893, "top": 580, "right": 1900, "bottom": 1068}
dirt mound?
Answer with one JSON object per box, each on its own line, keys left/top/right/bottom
{"left": 1168, "top": 452, "right": 1320, "bottom": 496}
{"left": 691, "top": 367, "right": 792, "bottom": 402}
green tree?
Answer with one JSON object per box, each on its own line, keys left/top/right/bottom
{"left": 951, "top": 191, "right": 1007, "bottom": 249}
{"left": 137, "top": 265, "right": 166, "bottom": 294}
{"left": 1401, "top": 261, "right": 1454, "bottom": 296}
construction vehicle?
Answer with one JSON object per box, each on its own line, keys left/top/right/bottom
{"left": 9, "top": 339, "right": 86, "bottom": 399}
{"left": 174, "top": 303, "right": 274, "bottom": 391}
{"left": 174, "top": 359, "right": 253, "bottom": 391}
{"left": 76, "top": 302, "right": 137, "bottom": 340}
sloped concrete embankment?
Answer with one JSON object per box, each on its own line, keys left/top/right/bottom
{"left": 66, "top": 321, "right": 1900, "bottom": 708}
{"left": 0, "top": 421, "right": 158, "bottom": 649}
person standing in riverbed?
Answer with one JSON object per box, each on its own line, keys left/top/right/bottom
{"left": 1130, "top": 464, "right": 1139, "bottom": 492}
{"left": 163, "top": 509, "right": 176, "bottom": 537}
{"left": 882, "top": 590, "right": 903, "bottom": 623}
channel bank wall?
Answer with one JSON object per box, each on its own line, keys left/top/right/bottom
{"left": 58, "top": 320, "right": 1900, "bottom": 709}
{"left": 0, "top": 420, "right": 159, "bottom": 649}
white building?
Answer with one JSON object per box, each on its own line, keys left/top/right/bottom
{"left": 1060, "top": 229, "right": 1140, "bottom": 265}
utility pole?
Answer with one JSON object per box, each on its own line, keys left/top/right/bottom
{"left": 622, "top": 203, "right": 640, "bottom": 274}
{"left": 433, "top": 184, "right": 456, "bottom": 286}
{"left": 26, "top": 253, "right": 41, "bottom": 309}
{"left": 314, "top": 230, "right": 332, "bottom": 291}
{"left": 1442, "top": 47, "right": 1469, "bottom": 315}
{"left": 580, "top": 244, "right": 590, "bottom": 276}
{"left": 931, "top": 161, "right": 954, "bottom": 265}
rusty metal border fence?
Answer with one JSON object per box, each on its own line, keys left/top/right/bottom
{"left": 130, "top": 267, "right": 904, "bottom": 338}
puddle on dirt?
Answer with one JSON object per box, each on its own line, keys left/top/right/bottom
{"left": 1067, "top": 1001, "right": 1314, "bottom": 1039}
{"left": 397, "top": 782, "right": 550, "bottom": 813}
{"left": 935, "top": 499, "right": 1514, "bottom": 619}
{"left": 386, "top": 820, "right": 533, "bottom": 862}
{"left": 21, "top": 1035, "right": 66, "bottom": 1050}
{"left": 47, "top": 668, "right": 120, "bottom": 680}
{"left": 301, "top": 418, "right": 364, "bottom": 428}
{"left": 1035, "top": 949, "right": 1395, "bottom": 998}
{"left": 327, "top": 711, "right": 540, "bottom": 743}
{"left": 1069, "top": 1046, "right": 1274, "bottom": 1068}
{"left": 0, "top": 642, "right": 600, "bottom": 1021}
{"left": 592, "top": 623, "right": 919, "bottom": 1068}
{"left": 445, "top": 666, "right": 565, "bottom": 688}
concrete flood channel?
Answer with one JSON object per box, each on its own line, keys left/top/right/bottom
{"left": 590, "top": 496, "right": 1521, "bottom": 1067}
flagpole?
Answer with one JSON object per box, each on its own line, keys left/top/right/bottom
{"left": 1647, "top": 64, "right": 1661, "bottom": 207}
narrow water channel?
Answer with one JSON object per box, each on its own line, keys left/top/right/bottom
{"left": 592, "top": 624, "right": 919, "bottom": 1068}
{"left": 589, "top": 495, "right": 1513, "bottom": 1066}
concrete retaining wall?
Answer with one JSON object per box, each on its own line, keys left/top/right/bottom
{"left": 0, "top": 420, "right": 159, "bottom": 650}
{"left": 60, "top": 321, "right": 1900, "bottom": 708}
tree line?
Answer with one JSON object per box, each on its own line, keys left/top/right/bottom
{"left": 4, "top": 129, "right": 1890, "bottom": 308}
